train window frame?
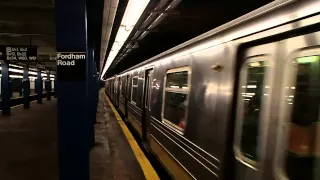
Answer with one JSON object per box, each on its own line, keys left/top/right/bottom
{"left": 161, "top": 66, "right": 192, "bottom": 135}
{"left": 274, "top": 48, "right": 320, "bottom": 180}
{"left": 234, "top": 55, "right": 274, "bottom": 169}
{"left": 119, "top": 77, "right": 123, "bottom": 98}
{"left": 131, "top": 76, "right": 139, "bottom": 105}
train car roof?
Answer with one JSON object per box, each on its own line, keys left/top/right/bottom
{"left": 107, "top": 0, "right": 319, "bottom": 79}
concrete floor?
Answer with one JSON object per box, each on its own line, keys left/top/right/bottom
{"left": 89, "top": 90, "right": 145, "bottom": 180}
{"left": 0, "top": 99, "right": 58, "bottom": 180}
{"left": 0, "top": 92, "right": 146, "bottom": 180}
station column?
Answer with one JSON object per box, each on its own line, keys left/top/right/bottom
{"left": 46, "top": 71, "right": 51, "bottom": 101}
{"left": 36, "top": 69, "right": 42, "bottom": 104}
{"left": 23, "top": 66, "right": 30, "bottom": 109}
{"left": 56, "top": 0, "right": 90, "bottom": 179}
{"left": 1, "top": 61, "right": 10, "bottom": 115}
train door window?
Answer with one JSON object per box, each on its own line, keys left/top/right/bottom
{"left": 162, "top": 67, "right": 191, "bottom": 133}
{"left": 278, "top": 54, "right": 320, "bottom": 180}
{"left": 131, "top": 76, "right": 138, "bottom": 104}
{"left": 235, "top": 58, "right": 270, "bottom": 166}
{"left": 119, "top": 79, "right": 122, "bottom": 97}
{"left": 121, "top": 77, "right": 126, "bottom": 97}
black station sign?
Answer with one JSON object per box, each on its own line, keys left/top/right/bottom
{"left": 0, "top": 46, "right": 37, "bottom": 61}
{"left": 56, "top": 52, "right": 86, "bottom": 81}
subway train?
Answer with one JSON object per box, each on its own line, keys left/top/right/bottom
{"left": 105, "top": 1, "right": 320, "bottom": 180}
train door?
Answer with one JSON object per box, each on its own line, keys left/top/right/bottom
{"left": 273, "top": 32, "right": 320, "bottom": 180}
{"left": 110, "top": 79, "right": 114, "bottom": 101}
{"left": 142, "top": 68, "right": 153, "bottom": 150}
{"left": 116, "top": 77, "right": 120, "bottom": 108}
{"left": 233, "top": 42, "right": 278, "bottom": 180}
{"left": 125, "top": 74, "right": 130, "bottom": 120}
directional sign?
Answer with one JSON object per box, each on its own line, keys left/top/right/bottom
{"left": 56, "top": 52, "right": 86, "bottom": 81}
{"left": 0, "top": 46, "right": 37, "bottom": 61}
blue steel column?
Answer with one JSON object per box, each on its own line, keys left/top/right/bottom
{"left": 1, "top": 61, "right": 10, "bottom": 115}
{"left": 23, "top": 66, "right": 30, "bottom": 109}
{"left": 46, "top": 71, "right": 51, "bottom": 101}
{"left": 36, "top": 69, "right": 42, "bottom": 104}
{"left": 56, "top": 0, "right": 90, "bottom": 179}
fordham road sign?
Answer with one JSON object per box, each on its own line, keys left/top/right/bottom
{"left": 56, "top": 52, "right": 86, "bottom": 81}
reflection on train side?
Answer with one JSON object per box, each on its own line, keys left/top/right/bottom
{"left": 284, "top": 55, "right": 320, "bottom": 180}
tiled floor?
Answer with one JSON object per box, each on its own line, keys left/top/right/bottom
{"left": 89, "top": 90, "right": 145, "bottom": 180}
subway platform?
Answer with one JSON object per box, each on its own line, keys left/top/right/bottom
{"left": 90, "top": 89, "right": 159, "bottom": 180}
{"left": 0, "top": 99, "right": 58, "bottom": 180}
{"left": 0, "top": 91, "right": 158, "bottom": 180}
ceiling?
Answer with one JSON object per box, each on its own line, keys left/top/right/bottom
{"left": 0, "top": 0, "right": 105, "bottom": 72}
{"left": 103, "top": 0, "right": 274, "bottom": 78}
{"left": 0, "top": 0, "right": 56, "bottom": 70}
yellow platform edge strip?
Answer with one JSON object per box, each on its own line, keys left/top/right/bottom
{"left": 104, "top": 92, "right": 160, "bottom": 180}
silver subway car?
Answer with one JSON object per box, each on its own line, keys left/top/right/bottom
{"left": 105, "top": 0, "right": 320, "bottom": 179}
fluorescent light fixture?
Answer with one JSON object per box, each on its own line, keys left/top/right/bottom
{"left": 249, "top": 62, "right": 261, "bottom": 67}
{"left": 29, "top": 68, "right": 37, "bottom": 71}
{"left": 41, "top": 73, "right": 47, "bottom": 76}
{"left": 9, "top": 68, "right": 23, "bottom": 73}
{"left": 170, "top": 85, "right": 179, "bottom": 88}
{"left": 242, "top": 95, "right": 252, "bottom": 97}
{"left": 297, "top": 56, "right": 319, "bottom": 64}
{"left": 29, "top": 71, "right": 37, "bottom": 75}
{"left": 50, "top": 75, "right": 55, "bottom": 78}
{"left": 101, "top": 0, "right": 150, "bottom": 79}
{"left": 247, "top": 85, "right": 257, "bottom": 88}
{"left": 9, "top": 64, "right": 23, "bottom": 68}
{"left": 9, "top": 75, "right": 23, "bottom": 78}
{"left": 50, "top": 78, "right": 54, "bottom": 81}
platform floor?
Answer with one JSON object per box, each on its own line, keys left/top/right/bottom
{"left": 0, "top": 99, "right": 58, "bottom": 180}
{"left": 0, "top": 92, "right": 152, "bottom": 180}
{"left": 90, "top": 90, "right": 146, "bottom": 180}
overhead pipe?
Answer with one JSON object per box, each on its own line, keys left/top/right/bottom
{"left": 138, "top": 0, "right": 181, "bottom": 40}
{"left": 118, "top": 0, "right": 181, "bottom": 61}
{"left": 131, "top": 0, "right": 170, "bottom": 40}
{"left": 99, "top": 0, "right": 119, "bottom": 73}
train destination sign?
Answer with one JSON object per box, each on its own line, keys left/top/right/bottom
{"left": 0, "top": 46, "right": 37, "bottom": 61}
{"left": 56, "top": 52, "right": 86, "bottom": 81}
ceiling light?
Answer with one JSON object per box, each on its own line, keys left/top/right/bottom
{"left": 9, "top": 68, "right": 23, "bottom": 73}
{"left": 28, "top": 71, "right": 37, "bottom": 75}
{"left": 297, "top": 56, "right": 319, "bottom": 64}
{"left": 101, "top": 0, "right": 150, "bottom": 79}
{"left": 9, "top": 75, "right": 23, "bottom": 79}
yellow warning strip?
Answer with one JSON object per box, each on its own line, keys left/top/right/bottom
{"left": 104, "top": 92, "right": 160, "bottom": 180}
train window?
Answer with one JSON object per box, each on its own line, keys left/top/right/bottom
{"left": 162, "top": 67, "right": 191, "bottom": 133}
{"left": 281, "top": 55, "right": 320, "bottom": 180}
{"left": 133, "top": 77, "right": 138, "bottom": 86}
{"left": 119, "top": 80, "right": 122, "bottom": 97}
{"left": 121, "top": 77, "right": 126, "bottom": 97}
{"left": 235, "top": 59, "right": 269, "bottom": 165}
{"left": 166, "top": 71, "right": 188, "bottom": 89}
{"left": 131, "top": 76, "right": 138, "bottom": 104}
